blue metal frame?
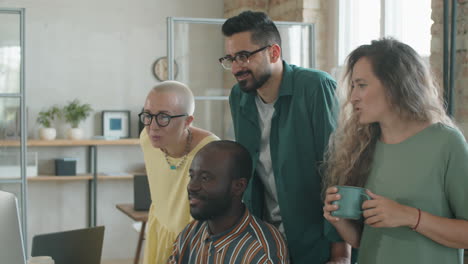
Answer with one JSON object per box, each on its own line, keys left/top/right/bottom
{"left": 0, "top": 7, "right": 28, "bottom": 252}
{"left": 443, "top": 0, "right": 457, "bottom": 116}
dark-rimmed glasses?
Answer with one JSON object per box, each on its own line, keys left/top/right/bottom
{"left": 218, "top": 45, "right": 271, "bottom": 70}
{"left": 138, "top": 112, "right": 187, "bottom": 127}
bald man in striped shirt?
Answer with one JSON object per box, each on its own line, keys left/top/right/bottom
{"left": 168, "top": 140, "right": 289, "bottom": 264}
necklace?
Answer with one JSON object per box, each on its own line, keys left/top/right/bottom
{"left": 163, "top": 129, "right": 192, "bottom": 170}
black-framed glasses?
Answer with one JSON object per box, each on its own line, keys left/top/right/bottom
{"left": 138, "top": 112, "right": 187, "bottom": 127}
{"left": 218, "top": 45, "right": 271, "bottom": 70}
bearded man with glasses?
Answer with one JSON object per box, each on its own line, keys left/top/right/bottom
{"left": 139, "top": 81, "right": 218, "bottom": 264}
{"left": 221, "top": 11, "right": 351, "bottom": 264}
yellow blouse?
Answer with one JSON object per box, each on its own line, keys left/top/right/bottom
{"left": 140, "top": 129, "right": 218, "bottom": 264}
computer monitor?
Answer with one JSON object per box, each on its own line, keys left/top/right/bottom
{"left": 31, "top": 226, "right": 105, "bottom": 264}
{"left": 0, "top": 191, "right": 26, "bottom": 264}
{"left": 133, "top": 174, "right": 151, "bottom": 211}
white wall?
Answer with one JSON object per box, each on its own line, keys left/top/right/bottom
{"left": 0, "top": 0, "right": 223, "bottom": 260}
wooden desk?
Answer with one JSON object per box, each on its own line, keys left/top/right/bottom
{"left": 116, "top": 204, "right": 148, "bottom": 264}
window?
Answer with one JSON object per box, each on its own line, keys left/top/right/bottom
{"left": 337, "top": 0, "right": 432, "bottom": 65}
{"left": 0, "top": 46, "right": 21, "bottom": 94}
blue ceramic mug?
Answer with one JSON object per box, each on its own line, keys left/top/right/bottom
{"left": 331, "top": 186, "right": 371, "bottom": 220}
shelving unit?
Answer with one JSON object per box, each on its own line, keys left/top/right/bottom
{"left": 27, "top": 175, "right": 134, "bottom": 181}
{"left": 0, "top": 138, "right": 139, "bottom": 147}
{"left": 1, "top": 138, "right": 140, "bottom": 226}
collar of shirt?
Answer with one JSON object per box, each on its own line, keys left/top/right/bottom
{"left": 239, "top": 61, "right": 294, "bottom": 109}
{"left": 200, "top": 207, "right": 251, "bottom": 251}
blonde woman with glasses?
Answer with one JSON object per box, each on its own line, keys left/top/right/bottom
{"left": 139, "top": 81, "right": 218, "bottom": 264}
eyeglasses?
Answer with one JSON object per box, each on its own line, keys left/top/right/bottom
{"left": 218, "top": 45, "right": 271, "bottom": 70}
{"left": 138, "top": 112, "right": 187, "bottom": 127}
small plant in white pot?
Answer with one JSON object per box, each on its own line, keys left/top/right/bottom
{"left": 36, "top": 106, "right": 60, "bottom": 140}
{"left": 63, "top": 99, "right": 93, "bottom": 140}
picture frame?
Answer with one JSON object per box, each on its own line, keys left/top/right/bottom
{"left": 101, "top": 110, "right": 130, "bottom": 138}
{"left": 1, "top": 106, "right": 27, "bottom": 140}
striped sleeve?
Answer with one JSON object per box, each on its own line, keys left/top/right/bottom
{"left": 167, "top": 220, "right": 198, "bottom": 264}
{"left": 249, "top": 217, "right": 290, "bottom": 264}
{"left": 167, "top": 232, "right": 181, "bottom": 264}
{"left": 265, "top": 224, "right": 289, "bottom": 263}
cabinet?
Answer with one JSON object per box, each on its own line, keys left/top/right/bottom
{"left": 0, "top": 138, "right": 140, "bottom": 226}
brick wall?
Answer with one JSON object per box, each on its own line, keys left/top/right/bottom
{"left": 430, "top": 0, "right": 444, "bottom": 88}
{"left": 455, "top": 0, "right": 468, "bottom": 134}
{"left": 224, "top": 0, "right": 270, "bottom": 18}
{"left": 302, "top": 0, "right": 335, "bottom": 72}
{"left": 431, "top": 0, "right": 468, "bottom": 134}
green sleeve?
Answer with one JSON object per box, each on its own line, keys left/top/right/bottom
{"left": 323, "top": 219, "right": 343, "bottom": 242}
{"left": 310, "top": 77, "right": 339, "bottom": 162}
{"left": 310, "top": 77, "right": 342, "bottom": 242}
{"left": 229, "top": 86, "right": 239, "bottom": 138}
{"left": 444, "top": 129, "right": 468, "bottom": 220}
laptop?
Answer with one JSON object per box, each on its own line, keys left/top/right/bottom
{"left": 133, "top": 174, "right": 151, "bottom": 211}
{"left": 0, "top": 191, "right": 26, "bottom": 264}
{"left": 31, "top": 226, "right": 105, "bottom": 264}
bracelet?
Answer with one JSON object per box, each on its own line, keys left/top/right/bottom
{"left": 411, "top": 208, "right": 421, "bottom": 231}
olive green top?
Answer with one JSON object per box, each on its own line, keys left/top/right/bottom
{"left": 359, "top": 123, "right": 468, "bottom": 264}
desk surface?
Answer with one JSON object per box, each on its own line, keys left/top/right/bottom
{"left": 116, "top": 204, "right": 148, "bottom": 222}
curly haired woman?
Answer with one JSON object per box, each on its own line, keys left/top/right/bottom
{"left": 323, "top": 38, "right": 468, "bottom": 264}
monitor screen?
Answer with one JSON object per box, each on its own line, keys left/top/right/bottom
{"left": 0, "top": 191, "right": 26, "bottom": 264}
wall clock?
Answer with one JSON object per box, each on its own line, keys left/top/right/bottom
{"left": 152, "top": 57, "right": 178, "bottom": 81}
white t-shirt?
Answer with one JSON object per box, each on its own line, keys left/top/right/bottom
{"left": 254, "top": 95, "right": 284, "bottom": 236}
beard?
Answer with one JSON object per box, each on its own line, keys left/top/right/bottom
{"left": 236, "top": 68, "right": 272, "bottom": 93}
{"left": 189, "top": 191, "right": 233, "bottom": 221}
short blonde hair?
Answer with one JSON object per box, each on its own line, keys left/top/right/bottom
{"left": 150, "top": 81, "right": 195, "bottom": 115}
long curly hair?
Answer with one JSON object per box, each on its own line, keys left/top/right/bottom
{"left": 323, "top": 38, "right": 455, "bottom": 191}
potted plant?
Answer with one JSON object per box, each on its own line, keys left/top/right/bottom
{"left": 63, "top": 99, "right": 93, "bottom": 140}
{"left": 36, "top": 106, "right": 61, "bottom": 140}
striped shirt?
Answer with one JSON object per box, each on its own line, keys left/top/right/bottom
{"left": 167, "top": 207, "right": 289, "bottom": 264}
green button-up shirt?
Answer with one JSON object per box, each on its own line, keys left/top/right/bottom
{"left": 229, "top": 61, "right": 340, "bottom": 263}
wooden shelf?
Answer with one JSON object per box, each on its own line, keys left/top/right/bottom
{"left": 97, "top": 175, "right": 134, "bottom": 180}
{"left": 26, "top": 174, "right": 134, "bottom": 181}
{"left": 0, "top": 138, "right": 140, "bottom": 147}
{"left": 28, "top": 175, "right": 92, "bottom": 181}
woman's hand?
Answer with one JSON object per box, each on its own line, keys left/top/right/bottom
{"left": 323, "top": 186, "right": 363, "bottom": 248}
{"left": 323, "top": 186, "right": 342, "bottom": 223}
{"left": 362, "top": 190, "right": 418, "bottom": 228}
{"left": 362, "top": 190, "right": 468, "bottom": 248}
